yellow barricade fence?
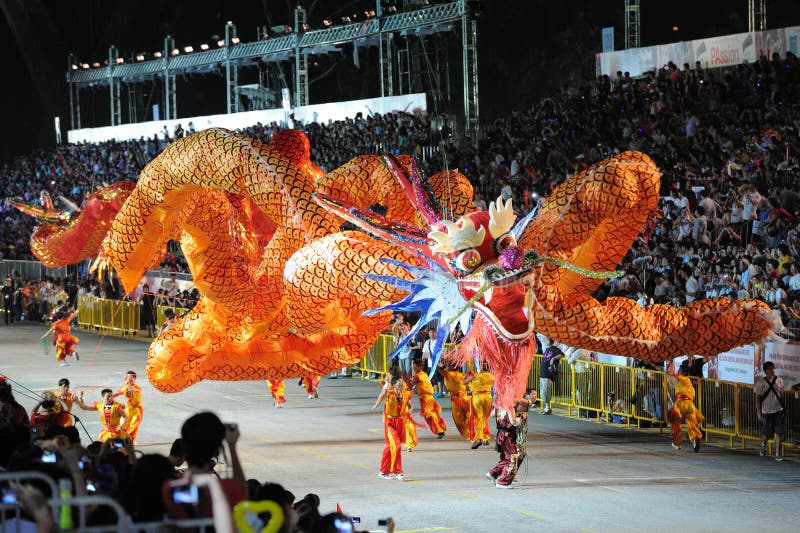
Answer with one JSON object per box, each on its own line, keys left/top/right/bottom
{"left": 355, "top": 341, "right": 797, "bottom": 455}
{"left": 77, "top": 295, "right": 140, "bottom": 336}
{"left": 77, "top": 296, "right": 187, "bottom": 337}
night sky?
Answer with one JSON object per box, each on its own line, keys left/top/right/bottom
{"left": 1, "top": 0, "right": 799, "bottom": 163}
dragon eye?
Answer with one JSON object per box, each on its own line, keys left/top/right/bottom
{"left": 495, "top": 233, "right": 517, "bottom": 254}
{"left": 451, "top": 248, "right": 482, "bottom": 274}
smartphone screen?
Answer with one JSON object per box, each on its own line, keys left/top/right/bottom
{"left": 41, "top": 450, "right": 57, "bottom": 463}
{"left": 171, "top": 484, "right": 199, "bottom": 504}
{"left": 1, "top": 488, "right": 17, "bottom": 505}
{"left": 112, "top": 439, "right": 124, "bottom": 449}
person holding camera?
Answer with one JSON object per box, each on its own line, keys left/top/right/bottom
{"left": 74, "top": 388, "right": 129, "bottom": 443}
{"left": 755, "top": 361, "right": 785, "bottom": 461}
{"left": 163, "top": 412, "right": 247, "bottom": 526}
{"left": 536, "top": 334, "right": 565, "bottom": 415}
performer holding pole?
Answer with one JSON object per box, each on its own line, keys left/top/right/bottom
{"left": 372, "top": 375, "right": 412, "bottom": 480}
{"left": 668, "top": 362, "right": 704, "bottom": 452}
{"left": 74, "top": 388, "right": 129, "bottom": 443}
{"left": 41, "top": 309, "right": 79, "bottom": 366}
{"left": 114, "top": 371, "right": 143, "bottom": 443}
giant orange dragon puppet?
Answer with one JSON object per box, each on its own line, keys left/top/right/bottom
{"left": 14, "top": 129, "right": 783, "bottom": 407}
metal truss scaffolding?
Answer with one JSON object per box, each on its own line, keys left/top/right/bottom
{"left": 624, "top": 0, "right": 641, "bottom": 49}
{"left": 748, "top": 0, "right": 767, "bottom": 32}
{"left": 66, "top": 0, "right": 480, "bottom": 132}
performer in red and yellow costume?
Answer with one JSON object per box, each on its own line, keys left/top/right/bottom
{"left": 411, "top": 359, "right": 446, "bottom": 438}
{"left": 464, "top": 368, "right": 494, "bottom": 449}
{"left": 267, "top": 379, "right": 286, "bottom": 408}
{"left": 441, "top": 362, "right": 470, "bottom": 440}
{"left": 669, "top": 364, "right": 705, "bottom": 452}
{"left": 114, "top": 371, "right": 143, "bottom": 442}
{"left": 301, "top": 376, "right": 320, "bottom": 399}
{"left": 373, "top": 376, "right": 412, "bottom": 480}
{"left": 42, "top": 309, "right": 79, "bottom": 366}
{"left": 75, "top": 388, "right": 129, "bottom": 443}
{"left": 55, "top": 377, "right": 75, "bottom": 427}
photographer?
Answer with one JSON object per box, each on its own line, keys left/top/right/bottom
{"left": 163, "top": 412, "right": 246, "bottom": 527}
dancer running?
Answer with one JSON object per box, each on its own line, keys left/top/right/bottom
{"left": 41, "top": 309, "right": 79, "bottom": 366}
{"left": 668, "top": 362, "right": 704, "bottom": 452}
{"left": 266, "top": 379, "right": 286, "bottom": 408}
{"left": 410, "top": 359, "right": 446, "bottom": 438}
{"left": 301, "top": 376, "right": 320, "bottom": 399}
{"left": 114, "top": 371, "right": 143, "bottom": 442}
{"left": 464, "top": 367, "right": 494, "bottom": 449}
{"left": 441, "top": 361, "right": 470, "bottom": 440}
{"left": 372, "top": 375, "right": 412, "bottom": 480}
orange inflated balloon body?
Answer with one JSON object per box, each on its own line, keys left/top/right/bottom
{"left": 97, "top": 129, "right": 474, "bottom": 392}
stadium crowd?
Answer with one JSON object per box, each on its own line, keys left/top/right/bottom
{"left": 1, "top": 52, "right": 800, "bottom": 333}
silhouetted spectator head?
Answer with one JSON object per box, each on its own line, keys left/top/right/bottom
{"left": 180, "top": 412, "right": 225, "bottom": 468}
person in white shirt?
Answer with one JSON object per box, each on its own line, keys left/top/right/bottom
{"left": 422, "top": 329, "right": 444, "bottom": 397}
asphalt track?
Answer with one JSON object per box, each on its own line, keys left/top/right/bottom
{"left": 2, "top": 323, "right": 799, "bottom": 533}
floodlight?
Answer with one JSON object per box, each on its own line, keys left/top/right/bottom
{"left": 184, "top": 46, "right": 194, "bottom": 53}
{"left": 200, "top": 43, "right": 209, "bottom": 50}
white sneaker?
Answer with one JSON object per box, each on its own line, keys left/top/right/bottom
{"left": 395, "top": 473, "right": 404, "bottom": 481}
{"left": 378, "top": 472, "right": 392, "bottom": 480}
{"left": 775, "top": 455, "right": 783, "bottom": 462}
{"left": 486, "top": 472, "right": 496, "bottom": 482}
{"left": 495, "top": 483, "right": 511, "bottom": 489}
{"left": 307, "top": 394, "right": 315, "bottom": 399}
{"left": 405, "top": 446, "right": 413, "bottom": 453}
{"left": 759, "top": 443, "right": 766, "bottom": 457}
{"left": 671, "top": 443, "right": 681, "bottom": 450}
{"left": 60, "top": 361, "right": 69, "bottom": 367}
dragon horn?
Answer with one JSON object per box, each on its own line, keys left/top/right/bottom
{"left": 383, "top": 154, "right": 447, "bottom": 225}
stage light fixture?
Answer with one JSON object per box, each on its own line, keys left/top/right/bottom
{"left": 184, "top": 45, "right": 194, "bottom": 53}
{"left": 300, "top": 23, "right": 310, "bottom": 31}
{"left": 153, "top": 51, "right": 162, "bottom": 58}
{"left": 116, "top": 57, "right": 124, "bottom": 64}
{"left": 200, "top": 43, "right": 209, "bottom": 50}
{"left": 364, "top": 10, "right": 376, "bottom": 17}
{"left": 81, "top": 63, "right": 90, "bottom": 69}
{"left": 217, "top": 39, "right": 225, "bottom": 47}
{"left": 231, "top": 36, "right": 240, "bottom": 44}
{"left": 171, "top": 48, "right": 180, "bottom": 56}
{"left": 71, "top": 64, "right": 78, "bottom": 70}
{"left": 340, "top": 16, "right": 351, "bottom": 23}
{"left": 322, "top": 19, "right": 333, "bottom": 27}
{"left": 387, "top": 6, "right": 397, "bottom": 13}
{"left": 135, "top": 54, "right": 145, "bottom": 61}
{"left": 92, "top": 62, "right": 100, "bottom": 68}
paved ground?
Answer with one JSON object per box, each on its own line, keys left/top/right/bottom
{"left": 2, "top": 322, "right": 799, "bottom": 532}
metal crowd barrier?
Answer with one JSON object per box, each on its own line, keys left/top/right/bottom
{"left": 1, "top": 471, "right": 217, "bottom": 533}
{"left": 0, "top": 259, "right": 71, "bottom": 280}
{"left": 77, "top": 295, "right": 187, "bottom": 337}
{"left": 354, "top": 340, "right": 797, "bottom": 456}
